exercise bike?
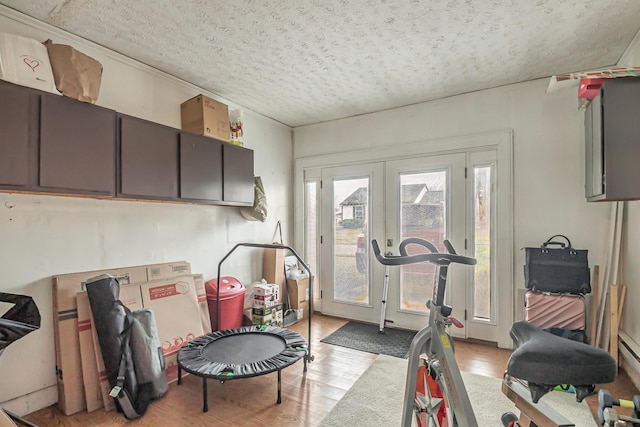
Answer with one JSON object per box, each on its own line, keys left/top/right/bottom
{"left": 372, "top": 237, "right": 620, "bottom": 427}
{"left": 372, "top": 237, "right": 477, "bottom": 426}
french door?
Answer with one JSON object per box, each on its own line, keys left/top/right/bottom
{"left": 319, "top": 162, "right": 385, "bottom": 323}
{"left": 383, "top": 154, "right": 467, "bottom": 333}
{"left": 316, "top": 151, "right": 499, "bottom": 342}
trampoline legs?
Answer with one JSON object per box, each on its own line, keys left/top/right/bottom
{"left": 177, "top": 365, "right": 209, "bottom": 413}
{"left": 178, "top": 367, "right": 294, "bottom": 412}
{"left": 277, "top": 369, "right": 282, "bottom": 404}
{"left": 203, "top": 378, "right": 209, "bottom": 412}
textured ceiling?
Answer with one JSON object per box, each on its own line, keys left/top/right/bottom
{"left": 2, "top": 0, "right": 640, "bottom": 127}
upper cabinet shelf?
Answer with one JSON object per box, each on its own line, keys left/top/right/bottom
{"left": 585, "top": 78, "right": 640, "bottom": 202}
{"left": 0, "top": 79, "right": 254, "bottom": 206}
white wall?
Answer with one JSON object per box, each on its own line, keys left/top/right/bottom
{"left": 0, "top": 8, "right": 293, "bottom": 414}
{"left": 293, "top": 78, "right": 613, "bottom": 345}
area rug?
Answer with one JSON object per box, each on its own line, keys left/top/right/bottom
{"left": 320, "top": 321, "right": 417, "bottom": 358}
{"left": 319, "top": 354, "right": 596, "bottom": 427}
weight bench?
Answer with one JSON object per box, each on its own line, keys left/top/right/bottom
{"left": 503, "top": 321, "right": 618, "bottom": 427}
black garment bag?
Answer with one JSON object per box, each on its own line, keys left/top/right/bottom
{"left": 0, "top": 293, "right": 40, "bottom": 357}
{"left": 524, "top": 234, "right": 590, "bottom": 294}
{"left": 1, "top": 293, "right": 41, "bottom": 426}
{"left": 85, "top": 275, "right": 154, "bottom": 420}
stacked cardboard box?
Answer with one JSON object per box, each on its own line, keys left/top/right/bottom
{"left": 251, "top": 283, "right": 282, "bottom": 326}
{"left": 252, "top": 303, "right": 284, "bottom": 327}
{"left": 252, "top": 283, "right": 279, "bottom": 307}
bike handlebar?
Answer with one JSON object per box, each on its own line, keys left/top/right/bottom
{"left": 371, "top": 238, "right": 477, "bottom": 267}
{"left": 398, "top": 237, "right": 439, "bottom": 256}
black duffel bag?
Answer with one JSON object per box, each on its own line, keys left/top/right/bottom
{"left": 524, "top": 234, "right": 590, "bottom": 294}
{"left": 85, "top": 275, "right": 166, "bottom": 420}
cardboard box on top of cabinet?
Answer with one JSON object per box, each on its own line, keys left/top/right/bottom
{"left": 180, "top": 94, "right": 230, "bottom": 142}
{"left": 0, "top": 32, "right": 57, "bottom": 94}
{"left": 578, "top": 78, "right": 606, "bottom": 99}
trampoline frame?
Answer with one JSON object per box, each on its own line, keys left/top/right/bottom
{"left": 177, "top": 242, "right": 315, "bottom": 413}
{"left": 214, "top": 242, "right": 314, "bottom": 356}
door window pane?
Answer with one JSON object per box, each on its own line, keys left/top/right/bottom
{"left": 333, "top": 178, "right": 369, "bottom": 304}
{"left": 399, "top": 171, "right": 446, "bottom": 312}
{"left": 305, "top": 181, "right": 318, "bottom": 281}
{"left": 473, "top": 166, "right": 492, "bottom": 320}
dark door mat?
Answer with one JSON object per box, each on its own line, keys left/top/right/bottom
{"left": 320, "top": 321, "right": 417, "bottom": 358}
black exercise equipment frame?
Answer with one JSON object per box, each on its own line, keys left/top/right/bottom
{"left": 177, "top": 242, "right": 315, "bottom": 413}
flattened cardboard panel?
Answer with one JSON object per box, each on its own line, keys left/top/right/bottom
{"left": 52, "top": 261, "right": 189, "bottom": 415}
{"left": 140, "top": 275, "right": 204, "bottom": 383}
{"left": 0, "top": 408, "right": 18, "bottom": 427}
{"left": 192, "top": 273, "right": 212, "bottom": 335}
{"left": 76, "top": 292, "right": 102, "bottom": 413}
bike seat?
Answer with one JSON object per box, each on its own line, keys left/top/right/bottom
{"left": 506, "top": 321, "right": 617, "bottom": 390}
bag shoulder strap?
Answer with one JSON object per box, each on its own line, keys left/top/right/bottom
{"left": 110, "top": 301, "right": 153, "bottom": 420}
{"left": 543, "top": 234, "right": 572, "bottom": 249}
{"left": 110, "top": 303, "right": 134, "bottom": 399}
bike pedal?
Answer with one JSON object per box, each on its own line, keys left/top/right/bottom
{"left": 450, "top": 316, "right": 463, "bottom": 328}
{"left": 501, "top": 411, "right": 520, "bottom": 427}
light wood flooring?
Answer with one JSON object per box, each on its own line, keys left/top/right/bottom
{"left": 22, "top": 314, "right": 639, "bottom": 426}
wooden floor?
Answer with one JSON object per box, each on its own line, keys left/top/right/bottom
{"left": 23, "top": 314, "right": 639, "bottom": 426}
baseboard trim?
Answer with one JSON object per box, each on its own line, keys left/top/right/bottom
{"left": 619, "top": 336, "right": 640, "bottom": 390}
{"left": 0, "top": 385, "right": 57, "bottom": 417}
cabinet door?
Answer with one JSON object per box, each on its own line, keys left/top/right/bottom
{"left": 223, "top": 144, "right": 254, "bottom": 204}
{"left": 584, "top": 96, "right": 603, "bottom": 199}
{"left": 601, "top": 79, "right": 640, "bottom": 200}
{"left": 119, "top": 115, "right": 179, "bottom": 199}
{"left": 40, "top": 93, "right": 117, "bottom": 195}
{"left": 0, "top": 80, "right": 37, "bottom": 188}
{"left": 180, "top": 133, "right": 223, "bottom": 201}
{"left": 586, "top": 78, "right": 640, "bottom": 201}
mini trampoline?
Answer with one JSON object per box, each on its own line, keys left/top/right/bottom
{"left": 177, "top": 242, "right": 314, "bottom": 413}
{"left": 178, "top": 325, "right": 308, "bottom": 412}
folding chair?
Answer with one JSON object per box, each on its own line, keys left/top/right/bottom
{"left": 0, "top": 292, "right": 41, "bottom": 427}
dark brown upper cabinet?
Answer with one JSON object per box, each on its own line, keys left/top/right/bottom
{"left": 223, "top": 143, "right": 254, "bottom": 205}
{"left": 0, "top": 80, "right": 254, "bottom": 207}
{"left": 180, "top": 133, "right": 223, "bottom": 202}
{"left": 118, "top": 114, "right": 179, "bottom": 199}
{"left": 39, "top": 92, "right": 117, "bottom": 195}
{"left": 585, "top": 78, "right": 640, "bottom": 201}
{"left": 0, "top": 80, "right": 38, "bottom": 189}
